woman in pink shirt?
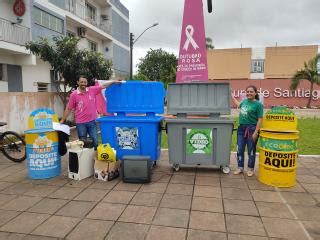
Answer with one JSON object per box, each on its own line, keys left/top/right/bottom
{"left": 60, "top": 76, "right": 120, "bottom": 149}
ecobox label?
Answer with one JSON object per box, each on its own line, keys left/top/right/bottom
{"left": 259, "top": 137, "right": 297, "bottom": 152}
{"left": 186, "top": 128, "right": 212, "bottom": 154}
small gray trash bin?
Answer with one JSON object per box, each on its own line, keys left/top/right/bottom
{"left": 165, "top": 82, "right": 234, "bottom": 173}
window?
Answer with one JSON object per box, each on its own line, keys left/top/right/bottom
{"left": 88, "top": 40, "right": 97, "bottom": 52}
{"left": 0, "top": 64, "right": 3, "bottom": 81}
{"left": 251, "top": 59, "right": 264, "bottom": 73}
{"left": 86, "top": 3, "right": 96, "bottom": 23}
{"left": 0, "top": 64, "right": 7, "bottom": 81}
{"left": 34, "top": 7, "right": 64, "bottom": 33}
{"left": 67, "top": 31, "right": 76, "bottom": 38}
{"left": 37, "top": 82, "right": 49, "bottom": 92}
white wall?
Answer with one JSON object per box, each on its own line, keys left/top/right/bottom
{"left": 22, "top": 60, "right": 52, "bottom": 92}
{"left": 250, "top": 47, "right": 265, "bottom": 80}
{"left": 0, "top": 0, "right": 31, "bottom": 28}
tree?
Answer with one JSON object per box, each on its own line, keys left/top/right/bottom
{"left": 206, "top": 37, "right": 214, "bottom": 49}
{"left": 290, "top": 54, "right": 320, "bottom": 108}
{"left": 136, "top": 48, "right": 177, "bottom": 88}
{"left": 25, "top": 36, "right": 112, "bottom": 107}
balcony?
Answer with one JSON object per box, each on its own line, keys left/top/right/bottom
{"left": 65, "top": 0, "right": 111, "bottom": 35}
{"left": 0, "top": 18, "right": 30, "bottom": 46}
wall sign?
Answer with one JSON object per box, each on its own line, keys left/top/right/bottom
{"left": 13, "top": 0, "right": 26, "bottom": 17}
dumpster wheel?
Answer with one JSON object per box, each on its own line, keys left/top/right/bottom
{"left": 173, "top": 164, "right": 180, "bottom": 172}
{"left": 221, "top": 166, "right": 230, "bottom": 174}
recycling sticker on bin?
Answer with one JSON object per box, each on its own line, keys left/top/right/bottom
{"left": 186, "top": 129, "right": 212, "bottom": 154}
{"left": 116, "top": 127, "right": 139, "bottom": 150}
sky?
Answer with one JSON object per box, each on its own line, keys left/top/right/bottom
{"left": 120, "top": 0, "right": 320, "bottom": 74}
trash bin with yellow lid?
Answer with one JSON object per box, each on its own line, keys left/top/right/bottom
{"left": 25, "top": 108, "right": 61, "bottom": 179}
{"left": 258, "top": 106, "right": 299, "bottom": 187}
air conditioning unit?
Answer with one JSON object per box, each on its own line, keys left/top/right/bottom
{"left": 101, "top": 14, "right": 109, "bottom": 20}
{"left": 77, "top": 27, "right": 86, "bottom": 38}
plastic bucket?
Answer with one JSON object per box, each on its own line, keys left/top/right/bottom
{"left": 25, "top": 129, "right": 61, "bottom": 179}
{"left": 258, "top": 130, "right": 299, "bottom": 187}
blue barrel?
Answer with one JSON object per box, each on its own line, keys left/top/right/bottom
{"left": 24, "top": 129, "right": 61, "bottom": 179}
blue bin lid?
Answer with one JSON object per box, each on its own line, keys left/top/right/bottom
{"left": 105, "top": 80, "right": 165, "bottom": 114}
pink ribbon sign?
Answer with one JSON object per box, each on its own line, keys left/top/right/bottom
{"left": 176, "top": 0, "right": 208, "bottom": 83}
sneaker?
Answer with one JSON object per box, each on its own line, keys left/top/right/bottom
{"left": 233, "top": 169, "right": 243, "bottom": 175}
{"left": 247, "top": 170, "right": 254, "bottom": 177}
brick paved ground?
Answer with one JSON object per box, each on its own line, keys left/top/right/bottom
{"left": 0, "top": 150, "right": 319, "bottom": 239}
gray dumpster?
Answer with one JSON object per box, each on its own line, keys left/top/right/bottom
{"left": 165, "top": 82, "right": 233, "bottom": 173}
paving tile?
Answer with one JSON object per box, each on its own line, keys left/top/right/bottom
{"left": 225, "top": 214, "right": 266, "bottom": 236}
{"left": 146, "top": 225, "right": 187, "bottom": 240}
{"left": 290, "top": 205, "right": 320, "bottom": 221}
{"left": 313, "top": 193, "right": 320, "bottom": 202}
{"left": 0, "top": 232, "right": 25, "bottom": 239}
{"left": 1, "top": 183, "right": 34, "bottom": 195}
{"left": 166, "top": 183, "right": 193, "bottom": 195}
{"left": 302, "top": 220, "right": 320, "bottom": 240}
{"left": 189, "top": 211, "right": 225, "bottom": 232}
{"left": 187, "top": 229, "right": 227, "bottom": 240}
{"left": 300, "top": 183, "right": 320, "bottom": 194}
{"left": 3, "top": 171, "right": 28, "bottom": 183}
{"left": 173, "top": 167, "right": 196, "bottom": 176}
{"left": 296, "top": 167, "right": 312, "bottom": 175}
{"left": 194, "top": 186, "right": 221, "bottom": 198}
{"left": 139, "top": 182, "right": 168, "bottom": 193}
{"left": 130, "top": 192, "right": 162, "bottom": 207}
{"left": 27, "top": 198, "right": 68, "bottom": 214}
{"left": 114, "top": 182, "right": 142, "bottom": 192}
{"left": 221, "top": 179, "right": 248, "bottom": 189}
{"left": 170, "top": 174, "right": 195, "bottom": 185}
{"left": 0, "top": 212, "right": 49, "bottom": 234}
{"left": 195, "top": 176, "right": 221, "bottom": 187}
{"left": 277, "top": 182, "right": 306, "bottom": 193}
{"left": 43, "top": 177, "right": 70, "bottom": 186}
{"left": 56, "top": 200, "right": 96, "bottom": 218}
{"left": 222, "top": 187, "right": 253, "bottom": 200}
{"left": 151, "top": 173, "right": 171, "bottom": 183}
{"left": 87, "top": 202, "right": 126, "bottom": 221}
{"left": 48, "top": 187, "right": 83, "bottom": 200}
{"left": 102, "top": 190, "right": 135, "bottom": 204}
{"left": 74, "top": 188, "right": 109, "bottom": 202}
{"left": 65, "top": 178, "right": 95, "bottom": 188}
{"left": 0, "top": 195, "right": 42, "bottom": 211}
{"left": 223, "top": 199, "right": 259, "bottom": 216}
{"left": 0, "top": 181, "right": 15, "bottom": 191}
{"left": 196, "top": 168, "right": 221, "bottom": 177}
{"left": 23, "top": 235, "right": 58, "bottom": 240}
{"left": 66, "top": 219, "right": 113, "bottom": 240}
{"left": 227, "top": 234, "right": 268, "bottom": 240}
{"left": 32, "top": 215, "right": 80, "bottom": 238}
{"left": 192, "top": 197, "right": 223, "bottom": 213}
{"left": 280, "top": 191, "right": 317, "bottom": 206}
{"left": 152, "top": 207, "right": 189, "bottom": 228}
{"left": 105, "top": 222, "right": 148, "bottom": 240}
{"left": 297, "top": 175, "right": 320, "bottom": 184}
{"left": 255, "top": 202, "right": 294, "bottom": 218}
{"left": 0, "top": 193, "right": 16, "bottom": 206}
{"left": 24, "top": 185, "right": 59, "bottom": 197}
{"left": 246, "top": 179, "right": 275, "bottom": 191}
{"left": 251, "top": 190, "right": 282, "bottom": 203}
{"left": 160, "top": 194, "right": 192, "bottom": 210}
{"left": 0, "top": 210, "right": 20, "bottom": 226}
{"left": 119, "top": 205, "right": 157, "bottom": 224}
{"left": 88, "top": 179, "right": 119, "bottom": 190}
{"left": 262, "top": 217, "right": 309, "bottom": 240}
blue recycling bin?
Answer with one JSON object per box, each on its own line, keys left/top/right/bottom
{"left": 96, "top": 81, "right": 165, "bottom": 161}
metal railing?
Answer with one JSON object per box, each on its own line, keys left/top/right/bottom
{"left": 65, "top": 0, "right": 111, "bottom": 35}
{"left": 0, "top": 18, "right": 30, "bottom": 46}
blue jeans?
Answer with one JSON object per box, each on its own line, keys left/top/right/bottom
{"left": 236, "top": 124, "right": 258, "bottom": 170}
{"left": 76, "top": 120, "right": 98, "bottom": 149}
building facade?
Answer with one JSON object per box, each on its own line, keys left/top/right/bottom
{"left": 0, "top": 0, "right": 130, "bottom": 93}
{"left": 207, "top": 45, "right": 320, "bottom": 108}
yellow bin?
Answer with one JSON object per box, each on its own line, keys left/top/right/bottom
{"left": 258, "top": 130, "right": 299, "bottom": 187}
